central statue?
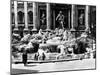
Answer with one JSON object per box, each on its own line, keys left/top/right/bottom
{"left": 56, "top": 11, "right": 65, "bottom": 29}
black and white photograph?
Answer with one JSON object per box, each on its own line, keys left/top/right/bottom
{"left": 11, "top": 0, "right": 96, "bottom": 74}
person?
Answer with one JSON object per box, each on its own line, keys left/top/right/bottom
{"left": 56, "top": 11, "right": 65, "bottom": 29}
{"left": 34, "top": 52, "right": 39, "bottom": 61}
{"left": 22, "top": 51, "right": 27, "bottom": 66}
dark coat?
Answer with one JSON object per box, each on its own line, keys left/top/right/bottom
{"left": 22, "top": 53, "right": 27, "bottom": 63}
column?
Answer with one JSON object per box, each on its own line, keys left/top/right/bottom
{"left": 68, "top": 10, "right": 70, "bottom": 29}
{"left": 53, "top": 10, "right": 55, "bottom": 29}
{"left": 14, "top": 1, "right": 18, "bottom": 30}
{"left": 46, "top": 3, "right": 51, "bottom": 30}
{"left": 71, "top": 5, "right": 75, "bottom": 31}
{"left": 24, "top": 2, "right": 28, "bottom": 31}
{"left": 32, "top": 2, "right": 37, "bottom": 31}
{"left": 85, "top": 5, "right": 89, "bottom": 31}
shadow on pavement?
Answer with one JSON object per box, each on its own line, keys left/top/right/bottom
{"left": 11, "top": 69, "right": 39, "bottom": 75}
{"left": 25, "top": 64, "right": 37, "bottom": 67}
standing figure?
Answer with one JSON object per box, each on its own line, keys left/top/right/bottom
{"left": 56, "top": 11, "right": 65, "bottom": 29}
{"left": 40, "top": 13, "right": 46, "bottom": 30}
{"left": 22, "top": 51, "right": 27, "bottom": 66}
{"left": 79, "top": 13, "right": 84, "bottom": 25}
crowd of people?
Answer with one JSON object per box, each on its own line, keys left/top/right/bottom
{"left": 12, "top": 28, "right": 96, "bottom": 65}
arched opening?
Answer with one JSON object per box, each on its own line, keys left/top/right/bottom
{"left": 28, "top": 11, "right": 33, "bottom": 24}
{"left": 18, "top": 11, "right": 24, "bottom": 24}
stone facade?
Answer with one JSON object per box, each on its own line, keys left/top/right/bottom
{"left": 11, "top": 1, "right": 96, "bottom": 36}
